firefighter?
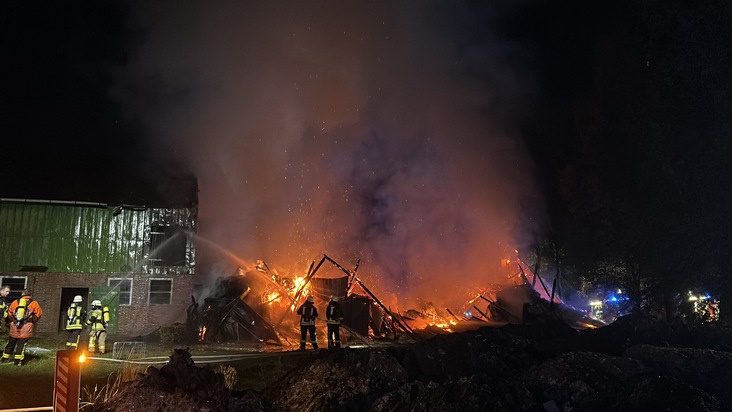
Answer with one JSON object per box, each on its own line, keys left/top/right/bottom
{"left": 65, "top": 295, "right": 86, "bottom": 349}
{"left": 86, "top": 300, "right": 110, "bottom": 354}
{"left": 0, "top": 285, "right": 10, "bottom": 333}
{"left": 296, "top": 295, "right": 318, "bottom": 351}
{"left": 326, "top": 295, "right": 344, "bottom": 349}
{"left": 1, "top": 289, "right": 43, "bottom": 366}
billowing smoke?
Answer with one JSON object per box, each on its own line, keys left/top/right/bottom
{"left": 114, "top": 1, "right": 542, "bottom": 309}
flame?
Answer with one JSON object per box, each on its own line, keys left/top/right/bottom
{"left": 289, "top": 275, "right": 311, "bottom": 311}
{"left": 293, "top": 276, "right": 310, "bottom": 296}
{"left": 263, "top": 291, "right": 281, "bottom": 305}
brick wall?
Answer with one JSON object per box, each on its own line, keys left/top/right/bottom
{"left": 2, "top": 271, "right": 195, "bottom": 338}
{"left": 117, "top": 274, "right": 195, "bottom": 336}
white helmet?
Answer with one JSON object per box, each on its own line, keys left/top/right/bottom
{"left": 306, "top": 296, "right": 314, "bottom": 303}
{"left": 73, "top": 295, "right": 83, "bottom": 303}
{"left": 91, "top": 300, "right": 102, "bottom": 307}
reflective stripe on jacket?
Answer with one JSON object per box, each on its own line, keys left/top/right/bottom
{"left": 326, "top": 302, "right": 343, "bottom": 325}
{"left": 297, "top": 303, "right": 318, "bottom": 326}
{"left": 66, "top": 305, "right": 85, "bottom": 330}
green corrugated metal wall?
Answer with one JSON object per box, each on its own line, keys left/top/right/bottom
{"left": 0, "top": 201, "right": 148, "bottom": 273}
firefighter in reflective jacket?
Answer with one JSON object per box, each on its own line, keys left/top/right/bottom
{"left": 296, "top": 296, "right": 318, "bottom": 351}
{"left": 2, "top": 290, "right": 43, "bottom": 366}
{"left": 0, "top": 285, "right": 10, "bottom": 333}
{"left": 86, "top": 300, "right": 110, "bottom": 354}
{"left": 65, "top": 295, "right": 87, "bottom": 349}
{"left": 326, "top": 295, "right": 344, "bottom": 348}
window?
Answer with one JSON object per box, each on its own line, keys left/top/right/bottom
{"left": 149, "top": 225, "right": 187, "bottom": 267}
{"left": 108, "top": 278, "right": 133, "bottom": 306}
{"left": 148, "top": 278, "right": 172, "bottom": 305}
{"left": 0, "top": 276, "right": 28, "bottom": 301}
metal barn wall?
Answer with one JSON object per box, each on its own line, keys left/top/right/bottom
{"left": 0, "top": 199, "right": 196, "bottom": 274}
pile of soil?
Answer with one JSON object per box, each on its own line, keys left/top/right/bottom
{"left": 89, "top": 313, "right": 732, "bottom": 411}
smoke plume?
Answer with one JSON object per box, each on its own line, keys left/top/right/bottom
{"left": 114, "top": 1, "right": 541, "bottom": 309}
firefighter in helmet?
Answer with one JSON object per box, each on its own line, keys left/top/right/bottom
{"left": 1, "top": 289, "right": 43, "bottom": 366}
{"left": 0, "top": 285, "right": 10, "bottom": 333}
{"left": 326, "top": 295, "right": 344, "bottom": 348}
{"left": 86, "top": 300, "right": 110, "bottom": 354}
{"left": 65, "top": 295, "right": 86, "bottom": 349}
{"left": 296, "top": 295, "right": 318, "bottom": 351}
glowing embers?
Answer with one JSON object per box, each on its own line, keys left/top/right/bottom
{"left": 256, "top": 260, "right": 310, "bottom": 311}
{"left": 400, "top": 304, "right": 461, "bottom": 333}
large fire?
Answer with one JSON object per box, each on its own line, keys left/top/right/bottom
{"left": 191, "top": 254, "right": 604, "bottom": 348}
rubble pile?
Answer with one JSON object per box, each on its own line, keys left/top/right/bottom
{"left": 86, "top": 349, "right": 268, "bottom": 412}
{"left": 89, "top": 314, "right": 732, "bottom": 411}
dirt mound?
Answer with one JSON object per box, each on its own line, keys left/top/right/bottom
{"left": 88, "top": 317, "right": 732, "bottom": 411}
{"left": 86, "top": 348, "right": 269, "bottom": 412}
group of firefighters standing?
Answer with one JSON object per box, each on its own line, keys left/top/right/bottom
{"left": 0, "top": 284, "right": 109, "bottom": 366}
{"left": 296, "top": 294, "right": 345, "bottom": 350}
{"left": 64, "top": 294, "right": 111, "bottom": 354}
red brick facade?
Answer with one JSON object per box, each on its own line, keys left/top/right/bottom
{"left": 4, "top": 271, "right": 195, "bottom": 337}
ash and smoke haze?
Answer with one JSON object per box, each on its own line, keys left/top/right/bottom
{"left": 116, "top": 1, "right": 541, "bottom": 309}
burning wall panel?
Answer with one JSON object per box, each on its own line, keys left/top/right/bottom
{"left": 342, "top": 295, "right": 371, "bottom": 337}
{"left": 310, "top": 276, "right": 348, "bottom": 301}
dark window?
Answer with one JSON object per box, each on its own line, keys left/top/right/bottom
{"left": 149, "top": 279, "right": 172, "bottom": 305}
{"left": 109, "top": 278, "right": 133, "bottom": 305}
{"left": 0, "top": 276, "right": 28, "bottom": 301}
{"left": 149, "top": 225, "right": 187, "bottom": 267}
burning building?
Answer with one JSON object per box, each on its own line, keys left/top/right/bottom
{"left": 189, "top": 252, "right": 607, "bottom": 350}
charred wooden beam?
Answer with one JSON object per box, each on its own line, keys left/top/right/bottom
{"left": 323, "top": 254, "right": 353, "bottom": 277}
{"left": 351, "top": 276, "right": 421, "bottom": 341}
{"left": 478, "top": 294, "right": 521, "bottom": 322}
{"left": 518, "top": 262, "right": 551, "bottom": 300}
{"left": 397, "top": 312, "right": 421, "bottom": 339}
{"left": 472, "top": 305, "right": 489, "bottom": 320}
{"left": 274, "top": 256, "right": 326, "bottom": 328}
{"left": 347, "top": 258, "right": 361, "bottom": 291}
{"left": 445, "top": 307, "right": 460, "bottom": 322}
{"left": 532, "top": 250, "right": 541, "bottom": 288}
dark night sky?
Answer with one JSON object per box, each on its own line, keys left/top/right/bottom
{"left": 0, "top": 1, "right": 592, "bottom": 200}
{"left": 1, "top": 2, "right": 153, "bottom": 204}
{"left": 2, "top": 1, "right": 730, "bottom": 307}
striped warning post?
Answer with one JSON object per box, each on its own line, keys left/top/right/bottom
{"left": 53, "top": 350, "right": 81, "bottom": 412}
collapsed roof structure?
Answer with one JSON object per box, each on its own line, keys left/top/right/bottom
{"left": 187, "top": 254, "right": 607, "bottom": 347}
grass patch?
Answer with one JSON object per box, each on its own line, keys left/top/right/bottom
{"left": 0, "top": 333, "right": 307, "bottom": 409}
